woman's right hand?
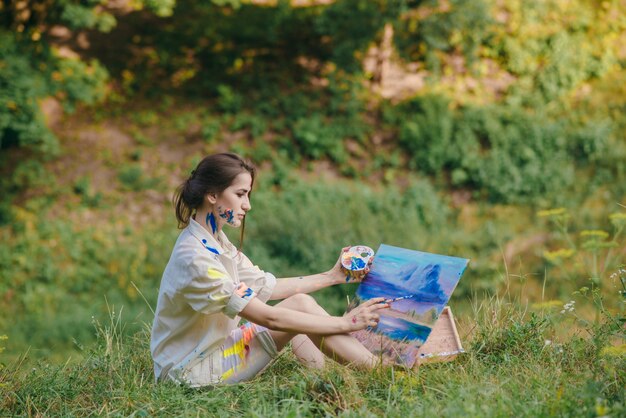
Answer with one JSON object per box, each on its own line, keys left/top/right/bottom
{"left": 344, "top": 297, "right": 389, "bottom": 331}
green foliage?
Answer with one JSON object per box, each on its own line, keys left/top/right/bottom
{"left": 314, "top": 0, "right": 402, "bottom": 72}
{"left": 538, "top": 207, "right": 626, "bottom": 326}
{"left": 393, "top": 95, "right": 610, "bottom": 203}
{"left": 398, "top": 95, "right": 455, "bottom": 174}
{"left": 291, "top": 115, "right": 347, "bottom": 162}
{"left": 394, "top": 0, "right": 492, "bottom": 69}
{"left": 0, "top": 33, "right": 57, "bottom": 154}
{"left": 201, "top": 117, "right": 222, "bottom": 143}
{"left": 117, "top": 164, "right": 161, "bottom": 191}
{"left": 230, "top": 113, "right": 268, "bottom": 138}
{"left": 73, "top": 176, "right": 103, "bottom": 208}
{"left": 54, "top": 58, "right": 109, "bottom": 112}
{"left": 60, "top": 2, "right": 116, "bottom": 32}
{"left": 490, "top": 0, "right": 618, "bottom": 105}
{"left": 144, "top": 0, "right": 177, "bottom": 17}
{"left": 0, "top": 210, "right": 176, "bottom": 357}
{"left": 0, "top": 0, "right": 174, "bottom": 203}
{"left": 6, "top": 160, "right": 51, "bottom": 193}
{"left": 216, "top": 84, "right": 243, "bottom": 114}
{"left": 474, "top": 312, "right": 549, "bottom": 361}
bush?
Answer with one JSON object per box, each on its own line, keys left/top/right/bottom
{"left": 398, "top": 95, "right": 455, "bottom": 174}
{"left": 291, "top": 115, "right": 347, "bottom": 162}
{"left": 394, "top": 95, "right": 608, "bottom": 204}
{"left": 0, "top": 32, "right": 57, "bottom": 154}
{"left": 394, "top": 0, "right": 492, "bottom": 70}
{"left": 117, "top": 164, "right": 161, "bottom": 191}
{"left": 0, "top": 213, "right": 176, "bottom": 357}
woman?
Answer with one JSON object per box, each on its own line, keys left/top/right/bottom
{"left": 151, "top": 152, "right": 389, "bottom": 387}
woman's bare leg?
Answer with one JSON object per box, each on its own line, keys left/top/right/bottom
{"left": 291, "top": 334, "right": 325, "bottom": 369}
{"left": 267, "top": 294, "right": 380, "bottom": 368}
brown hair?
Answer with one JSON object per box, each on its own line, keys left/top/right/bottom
{"left": 174, "top": 153, "right": 256, "bottom": 247}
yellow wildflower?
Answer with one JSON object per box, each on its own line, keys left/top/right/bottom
{"left": 609, "top": 212, "right": 626, "bottom": 227}
{"left": 543, "top": 248, "right": 576, "bottom": 263}
{"left": 531, "top": 300, "right": 563, "bottom": 310}
{"left": 537, "top": 208, "right": 567, "bottom": 217}
{"left": 600, "top": 344, "right": 626, "bottom": 358}
{"left": 0, "top": 335, "right": 7, "bottom": 354}
{"left": 580, "top": 230, "right": 609, "bottom": 239}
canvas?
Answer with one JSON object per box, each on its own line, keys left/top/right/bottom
{"left": 347, "top": 244, "right": 469, "bottom": 367}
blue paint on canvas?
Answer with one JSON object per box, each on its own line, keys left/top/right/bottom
{"left": 348, "top": 244, "right": 469, "bottom": 367}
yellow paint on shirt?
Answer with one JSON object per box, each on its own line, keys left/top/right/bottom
{"left": 207, "top": 268, "right": 226, "bottom": 279}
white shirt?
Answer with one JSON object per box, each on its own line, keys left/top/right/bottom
{"left": 150, "top": 218, "right": 276, "bottom": 384}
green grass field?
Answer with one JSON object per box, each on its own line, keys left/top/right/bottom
{"left": 1, "top": 291, "right": 624, "bottom": 417}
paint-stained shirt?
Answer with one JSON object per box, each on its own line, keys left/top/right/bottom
{"left": 150, "top": 218, "right": 276, "bottom": 385}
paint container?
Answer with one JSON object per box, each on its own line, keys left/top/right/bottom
{"left": 341, "top": 245, "right": 375, "bottom": 273}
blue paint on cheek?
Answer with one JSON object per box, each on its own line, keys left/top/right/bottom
{"left": 219, "top": 208, "right": 235, "bottom": 224}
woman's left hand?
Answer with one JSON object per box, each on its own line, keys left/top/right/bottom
{"left": 329, "top": 246, "right": 374, "bottom": 284}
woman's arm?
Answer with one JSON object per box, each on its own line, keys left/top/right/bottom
{"left": 269, "top": 271, "right": 344, "bottom": 301}
{"left": 269, "top": 247, "right": 372, "bottom": 301}
{"left": 239, "top": 296, "right": 388, "bottom": 335}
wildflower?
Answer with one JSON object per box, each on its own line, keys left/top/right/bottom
{"left": 595, "top": 398, "right": 610, "bottom": 416}
{"left": 580, "top": 230, "right": 609, "bottom": 239}
{"left": 543, "top": 248, "right": 575, "bottom": 263}
{"left": 544, "top": 339, "right": 552, "bottom": 346}
{"left": 600, "top": 344, "right": 626, "bottom": 358}
{"left": 581, "top": 230, "right": 615, "bottom": 251}
{"left": 561, "top": 300, "right": 575, "bottom": 313}
{"left": 531, "top": 300, "right": 563, "bottom": 310}
{"left": 537, "top": 208, "right": 567, "bottom": 217}
{"left": 609, "top": 212, "right": 626, "bottom": 228}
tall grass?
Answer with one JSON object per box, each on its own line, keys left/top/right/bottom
{"left": 1, "top": 289, "right": 623, "bottom": 417}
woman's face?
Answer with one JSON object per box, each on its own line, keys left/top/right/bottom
{"left": 214, "top": 171, "right": 252, "bottom": 228}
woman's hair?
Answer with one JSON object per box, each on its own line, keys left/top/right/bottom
{"left": 174, "top": 153, "right": 256, "bottom": 246}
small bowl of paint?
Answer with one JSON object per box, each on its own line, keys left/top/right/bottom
{"left": 341, "top": 245, "right": 375, "bottom": 272}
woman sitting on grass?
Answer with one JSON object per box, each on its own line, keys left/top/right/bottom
{"left": 151, "top": 152, "right": 389, "bottom": 387}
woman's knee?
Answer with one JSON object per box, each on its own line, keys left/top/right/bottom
{"left": 281, "top": 293, "right": 323, "bottom": 313}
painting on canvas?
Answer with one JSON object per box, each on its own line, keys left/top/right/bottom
{"left": 347, "top": 244, "right": 469, "bottom": 367}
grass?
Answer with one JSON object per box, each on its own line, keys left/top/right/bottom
{"left": 1, "top": 294, "right": 623, "bottom": 417}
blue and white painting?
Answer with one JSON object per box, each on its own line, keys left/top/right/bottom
{"left": 348, "top": 244, "right": 469, "bottom": 367}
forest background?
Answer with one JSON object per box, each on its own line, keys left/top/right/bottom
{"left": 0, "top": 0, "right": 625, "bottom": 416}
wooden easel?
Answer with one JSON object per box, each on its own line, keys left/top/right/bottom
{"left": 415, "top": 306, "right": 464, "bottom": 365}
